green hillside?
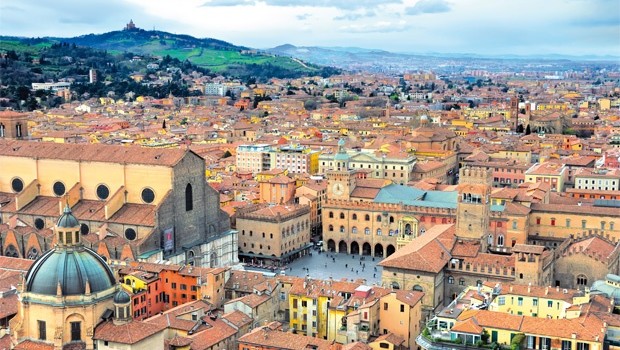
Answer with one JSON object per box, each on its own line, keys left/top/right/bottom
{"left": 56, "top": 29, "right": 336, "bottom": 76}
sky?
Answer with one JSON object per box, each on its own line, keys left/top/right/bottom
{"left": 1, "top": 0, "right": 619, "bottom": 56}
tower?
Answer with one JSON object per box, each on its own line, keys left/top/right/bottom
{"left": 326, "top": 169, "right": 356, "bottom": 201}
{"left": 456, "top": 166, "right": 492, "bottom": 250}
{"left": 510, "top": 96, "right": 519, "bottom": 132}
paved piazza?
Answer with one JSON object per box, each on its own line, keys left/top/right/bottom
{"left": 247, "top": 251, "right": 384, "bottom": 286}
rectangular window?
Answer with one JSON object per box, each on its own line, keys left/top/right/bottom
{"left": 384, "top": 303, "right": 388, "bottom": 311}
{"left": 293, "top": 299, "right": 298, "bottom": 308}
{"left": 498, "top": 297, "right": 505, "bottom": 305}
{"left": 180, "top": 284, "right": 187, "bottom": 290}
{"left": 400, "top": 304, "right": 405, "bottom": 312}
{"left": 302, "top": 300, "right": 307, "bottom": 307}
{"left": 577, "top": 343, "right": 590, "bottom": 350}
{"left": 548, "top": 301, "right": 553, "bottom": 307}
{"left": 70, "top": 321, "right": 81, "bottom": 341}
{"left": 533, "top": 299, "right": 538, "bottom": 306}
{"left": 517, "top": 297, "right": 523, "bottom": 306}
{"left": 562, "top": 341, "right": 572, "bottom": 350}
{"left": 171, "top": 283, "right": 177, "bottom": 289}
{"left": 38, "top": 320, "right": 46, "bottom": 340}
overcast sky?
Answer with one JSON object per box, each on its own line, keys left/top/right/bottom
{"left": 1, "top": 0, "right": 619, "bottom": 56}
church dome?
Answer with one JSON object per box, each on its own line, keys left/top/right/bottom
{"left": 57, "top": 204, "right": 79, "bottom": 228}
{"left": 24, "top": 246, "right": 116, "bottom": 296}
{"left": 113, "top": 290, "right": 131, "bottom": 304}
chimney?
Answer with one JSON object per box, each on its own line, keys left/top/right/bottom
{"left": 545, "top": 287, "right": 549, "bottom": 295}
{"left": 556, "top": 285, "right": 560, "bottom": 292}
{"left": 527, "top": 283, "right": 531, "bottom": 293}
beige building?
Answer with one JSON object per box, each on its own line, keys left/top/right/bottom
{"left": 0, "top": 139, "right": 236, "bottom": 268}
{"left": 236, "top": 204, "right": 312, "bottom": 265}
{"left": 525, "top": 162, "right": 567, "bottom": 192}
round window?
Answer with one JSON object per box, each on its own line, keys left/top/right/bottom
{"left": 96, "top": 184, "right": 110, "bottom": 200}
{"left": 80, "top": 223, "right": 90, "bottom": 235}
{"left": 141, "top": 188, "right": 155, "bottom": 204}
{"left": 11, "top": 178, "right": 24, "bottom": 193}
{"left": 124, "top": 228, "right": 137, "bottom": 241}
{"left": 34, "top": 218, "right": 45, "bottom": 230}
{"left": 53, "top": 181, "right": 66, "bottom": 196}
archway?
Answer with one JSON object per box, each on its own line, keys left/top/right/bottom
{"left": 391, "top": 281, "right": 400, "bottom": 290}
{"left": 386, "top": 245, "right": 396, "bottom": 257}
{"left": 338, "top": 240, "right": 348, "bottom": 253}
{"left": 374, "top": 244, "right": 384, "bottom": 257}
{"left": 327, "top": 239, "right": 336, "bottom": 252}
{"left": 362, "top": 242, "right": 371, "bottom": 256}
{"left": 351, "top": 241, "right": 360, "bottom": 255}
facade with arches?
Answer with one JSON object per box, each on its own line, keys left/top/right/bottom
{"left": 0, "top": 110, "right": 29, "bottom": 140}
{"left": 0, "top": 140, "right": 236, "bottom": 268}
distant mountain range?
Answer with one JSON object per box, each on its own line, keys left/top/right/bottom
{"left": 266, "top": 44, "right": 620, "bottom": 73}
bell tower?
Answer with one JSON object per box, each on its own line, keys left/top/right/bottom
{"left": 456, "top": 166, "right": 492, "bottom": 249}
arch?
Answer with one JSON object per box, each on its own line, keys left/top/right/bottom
{"left": 339, "top": 212, "right": 345, "bottom": 219}
{"left": 362, "top": 242, "right": 371, "bottom": 256}
{"left": 328, "top": 225, "right": 334, "bottom": 232}
{"left": 487, "top": 234, "right": 493, "bottom": 246}
{"left": 0, "top": 123, "right": 4, "bottom": 138}
{"left": 404, "top": 223, "right": 412, "bottom": 235}
{"left": 329, "top": 211, "right": 334, "bottom": 218}
{"left": 364, "top": 214, "right": 370, "bottom": 221}
{"left": 497, "top": 234, "right": 504, "bottom": 247}
{"left": 351, "top": 241, "right": 360, "bottom": 255}
{"left": 376, "top": 228, "right": 382, "bottom": 236}
{"left": 327, "top": 239, "right": 336, "bottom": 252}
{"left": 389, "top": 216, "right": 395, "bottom": 223}
{"left": 338, "top": 240, "right": 348, "bottom": 253}
{"left": 376, "top": 215, "right": 382, "bottom": 222}
{"left": 185, "top": 183, "right": 193, "bottom": 211}
{"left": 413, "top": 285, "right": 424, "bottom": 292}
{"left": 352, "top": 213, "right": 357, "bottom": 220}
{"left": 339, "top": 225, "right": 345, "bottom": 233}
{"left": 210, "top": 252, "right": 218, "bottom": 268}
{"left": 364, "top": 227, "right": 370, "bottom": 235}
{"left": 374, "top": 243, "right": 384, "bottom": 257}
{"left": 448, "top": 276, "right": 454, "bottom": 284}
{"left": 386, "top": 245, "right": 396, "bottom": 257}
{"left": 391, "top": 281, "right": 400, "bottom": 290}
{"left": 27, "top": 247, "right": 39, "bottom": 260}
{"left": 576, "top": 274, "right": 588, "bottom": 287}
{"left": 351, "top": 226, "right": 358, "bottom": 234}
{"left": 5, "top": 245, "right": 18, "bottom": 258}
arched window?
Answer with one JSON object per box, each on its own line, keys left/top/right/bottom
{"left": 476, "top": 280, "right": 482, "bottom": 287}
{"left": 376, "top": 215, "right": 382, "bottom": 222}
{"left": 5, "top": 245, "right": 18, "bottom": 258}
{"left": 497, "top": 234, "right": 504, "bottom": 247}
{"left": 413, "top": 285, "right": 424, "bottom": 292}
{"left": 339, "top": 212, "right": 345, "bottom": 219}
{"left": 512, "top": 220, "right": 517, "bottom": 229}
{"left": 364, "top": 214, "right": 370, "bottom": 221}
{"left": 364, "top": 227, "right": 370, "bottom": 235}
{"left": 339, "top": 225, "right": 345, "bottom": 233}
{"left": 376, "top": 228, "right": 382, "bottom": 236}
{"left": 459, "top": 278, "right": 465, "bottom": 286}
{"left": 185, "top": 183, "right": 193, "bottom": 211}
{"left": 329, "top": 212, "right": 334, "bottom": 218}
{"left": 576, "top": 275, "right": 588, "bottom": 287}
{"left": 0, "top": 123, "right": 4, "bottom": 138}
{"left": 389, "top": 216, "right": 394, "bottom": 223}
{"left": 328, "top": 225, "right": 334, "bottom": 232}
{"left": 352, "top": 226, "right": 358, "bottom": 234}
{"left": 448, "top": 276, "right": 454, "bottom": 284}
{"left": 487, "top": 234, "right": 493, "bottom": 246}
{"left": 352, "top": 213, "right": 357, "bottom": 220}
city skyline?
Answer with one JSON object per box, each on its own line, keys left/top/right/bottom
{"left": 1, "top": 0, "right": 619, "bottom": 57}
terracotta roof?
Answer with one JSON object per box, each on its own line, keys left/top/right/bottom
{"left": 226, "top": 293, "right": 271, "bottom": 309}
{"left": 379, "top": 224, "right": 455, "bottom": 273}
{"left": 186, "top": 318, "right": 238, "bottom": 350}
{"left": 14, "top": 340, "right": 55, "bottom": 350}
{"left": 451, "top": 317, "right": 483, "bottom": 334}
{"left": 221, "top": 310, "right": 253, "bottom": 328}
{"left": 373, "top": 332, "right": 405, "bottom": 345}
{"left": 94, "top": 320, "right": 165, "bottom": 344}
{"left": 0, "top": 139, "right": 192, "bottom": 167}
{"left": 238, "top": 323, "right": 339, "bottom": 350}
